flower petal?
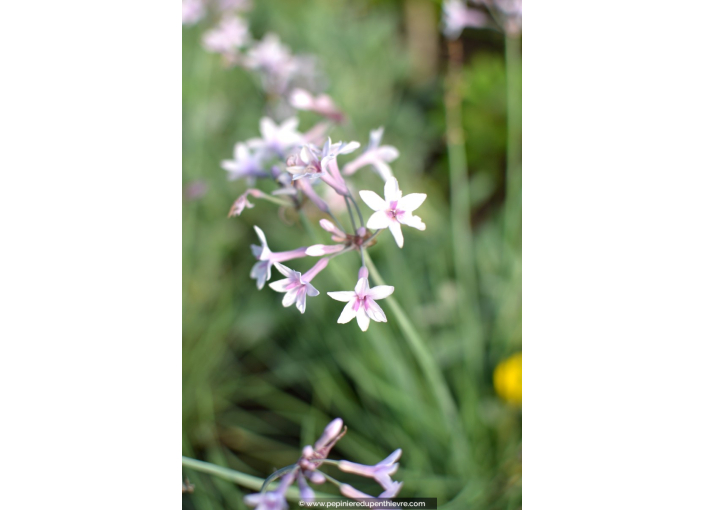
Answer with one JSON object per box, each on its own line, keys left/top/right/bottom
{"left": 305, "top": 244, "right": 345, "bottom": 256}
{"left": 253, "top": 225, "right": 268, "bottom": 249}
{"left": 273, "top": 262, "right": 295, "bottom": 277}
{"left": 295, "top": 287, "right": 307, "bottom": 314}
{"left": 388, "top": 220, "right": 404, "bottom": 248}
{"left": 268, "top": 278, "right": 291, "bottom": 293}
{"left": 328, "top": 291, "right": 357, "bottom": 302}
{"left": 338, "top": 141, "right": 360, "bottom": 154}
{"left": 399, "top": 214, "right": 426, "bottom": 231}
{"left": 368, "top": 285, "right": 394, "bottom": 300}
{"left": 383, "top": 177, "right": 401, "bottom": 203}
{"left": 358, "top": 190, "right": 386, "bottom": 211}
{"left": 397, "top": 193, "right": 427, "bottom": 213}
{"left": 356, "top": 308, "right": 371, "bottom": 331}
{"left": 354, "top": 277, "right": 370, "bottom": 297}
{"left": 365, "top": 298, "right": 387, "bottom": 323}
{"left": 282, "top": 289, "right": 298, "bottom": 307}
{"left": 305, "top": 283, "right": 320, "bottom": 297}
{"left": 337, "top": 300, "right": 357, "bottom": 324}
{"left": 366, "top": 210, "right": 391, "bottom": 230}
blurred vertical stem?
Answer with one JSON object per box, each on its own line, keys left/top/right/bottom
{"left": 444, "top": 39, "right": 483, "bottom": 372}
{"left": 365, "top": 251, "right": 470, "bottom": 477}
{"left": 504, "top": 34, "right": 522, "bottom": 251}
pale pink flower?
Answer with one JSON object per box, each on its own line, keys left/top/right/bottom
{"left": 297, "top": 472, "right": 315, "bottom": 503}
{"left": 442, "top": 0, "right": 489, "bottom": 39}
{"left": 244, "top": 33, "right": 299, "bottom": 94}
{"left": 328, "top": 271, "right": 394, "bottom": 332}
{"left": 221, "top": 142, "right": 268, "bottom": 184}
{"left": 359, "top": 178, "right": 426, "bottom": 248}
{"left": 289, "top": 88, "right": 346, "bottom": 124}
{"left": 269, "top": 259, "right": 329, "bottom": 314}
{"left": 251, "top": 226, "right": 308, "bottom": 290}
{"left": 299, "top": 418, "right": 347, "bottom": 471}
{"left": 338, "top": 449, "right": 402, "bottom": 491}
{"left": 182, "top": 0, "right": 205, "bottom": 25}
{"left": 343, "top": 128, "right": 398, "bottom": 182}
{"left": 202, "top": 16, "right": 250, "bottom": 58}
{"left": 248, "top": 117, "right": 303, "bottom": 158}
{"left": 244, "top": 471, "right": 294, "bottom": 510}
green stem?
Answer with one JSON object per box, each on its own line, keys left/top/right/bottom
{"left": 260, "top": 464, "right": 297, "bottom": 492}
{"left": 182, "top": 456, "right": 338, "bottom": 500}
{"left": 363, "top": 252, "right": 470, "bottom": 476}
{"left": 257, "top": 192, "right": 293, "bottom": 208}
{"left": 348, "top": 193, "right": 365, "bottom": 228}
{"left": 344, "top": 196, "right": 358, "bottom": 231}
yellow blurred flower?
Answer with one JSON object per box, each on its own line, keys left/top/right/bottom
{"left": 493, "top": 353, "right": 522, "bottom": 405}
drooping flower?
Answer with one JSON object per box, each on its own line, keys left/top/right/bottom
{"left": 269, "top": 259, "right": 329, "bottom": 314}
{"left": 299, "top": 418, "right": 347, "bottom": 472}
{"left": 221, "top": 142, "right": 268, "bottom": 184}
{"left": 359, "top": 178, "right": 426, "bottom": 248}
{"left": 229, "top": 188, "right": 263, "bottom": 217}
{"left": 289, "top": 88, "right": 346, "bottom": 124}
{"left": 202, "top": 16, "right": 250, "bottom": 61}
{"left": 342, "top": 128, "right": 398, "bottom": 181}
{"left": 244, "top": 33, "right": 301, "bottom": 94}
{"left": 442, "top": 0, "right": 489, "bottom": 39}
{"left": 297, "top": 472, "right": 315, "bottom": 503}
{"left": 250, "top": 226, "right": 308, "bottom": 289}
{"left": 244, "top": 471, "right": 294, "bottom": 510}
{"left": 338, "top": 449, "right": 402, "bottom": 491}
{"left": 327, "top": 269, "right": 394, "bottom": 332}
{"left": 248, "top": 117, "right": 303, "bottom": 159}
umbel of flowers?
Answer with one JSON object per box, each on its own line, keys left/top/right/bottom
{"left": 244, "top": 419, "right": 403, "bottom": 510}
{"left": 224, "top": 112, "right": 426, "bottom": 332}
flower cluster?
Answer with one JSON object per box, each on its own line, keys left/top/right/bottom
{"left": 228, "top": 114, "right": 426, "bottom": 331}
{"left": 442, "top": 0, "right": 522, "bottom": 38}
{"left": 244, "top": 419, "right": 403, "bottom": 510}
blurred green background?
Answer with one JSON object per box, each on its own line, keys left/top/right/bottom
{"left": 183, "top": 0, "right": 521, "bottom": 508}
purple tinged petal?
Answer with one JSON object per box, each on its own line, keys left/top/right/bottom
{"left": 243, "top": 493, "right": 262, "bottom": 507}
{"left": 305, "top": 470, "right": 325, "bottom": 484}
{"left": 273, "top": 262, "right": 296, "bottom": 278}
{"left": 268, "top": 278, "right": 291, "bottom": 293}
{"left": 336, "top": 300, "right": 357, "bottom": 324}
{"left": 381, "top": 448, "right": 403, "bottom": 465}
{"left": 305, "top": 283, "right": 320, "bottom": 297}
{"left": 368, "top": 285, "right": 394, "bottom": 300}
{"left": 366, "top": 210, "right": 391, "bottom": 230}
{"left": 302, "top": 257, "right": 329, "bottom": 280}
{"left": 338, "top": 141, "right": 360, "bottom": 154}
{"left": 339, "top": 484, "right": 373, "bottom": 501}
{"left": 388, "top": 221, "right": 404, "bottom": 248}
{"left": 314, "top": 418, "right": 344, "bottom": 450}
{"left": 396, "top": 193, "right": 427, "bottom": 213}
{"left": 295, "top": 287, "right": 307, "bottom": 313}
{"left": 359, "top": 190, "right": 386, "bottom": 211}
{"left": 338, "top": 460, "right": 375, "bottom": 477}
{"left": 327, "top": 291, "right": 357, "bottom": 302}
{"left": 319, "top": 219, "right": 346, "bottom": 239}
{"left": 356, "top": 308, "right": 371, "bottom": 331}
{"left": 282, "top": 289, "right": 298, "bottom": 308}
{"left": 297, "top": 472, "right": 315, "bottom": 503}
{"left": 380, "top": 481, "right": 403, "bottom": 498}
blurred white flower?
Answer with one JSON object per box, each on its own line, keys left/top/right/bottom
{"left": 359, "top": 178, "right": 427, "bottom": 248}
{"left": 244, "top": 33, "right": 300, "bottom": 94}
{"left": 221, "top": 142, "right": 268, "bottom": 184}
{"left": 289, "top": 88, "right": 345, "bottom": 123}
{"left": 202, "top": 16, "right": 250, "bottom": 59}
{"left": 250, "top": 226, "right": 308, "bottom": 290}
{"left": 248, "top": 117, "right": 303, "bottom": 158}
{"left": 182, "top": 0, "right": 205, "bottom": 25}
{"left": 442, "top": 0, "right": 489, "bottom": 39}
{"left": 343, "top": 127, "right": 398, "bottom": 181}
